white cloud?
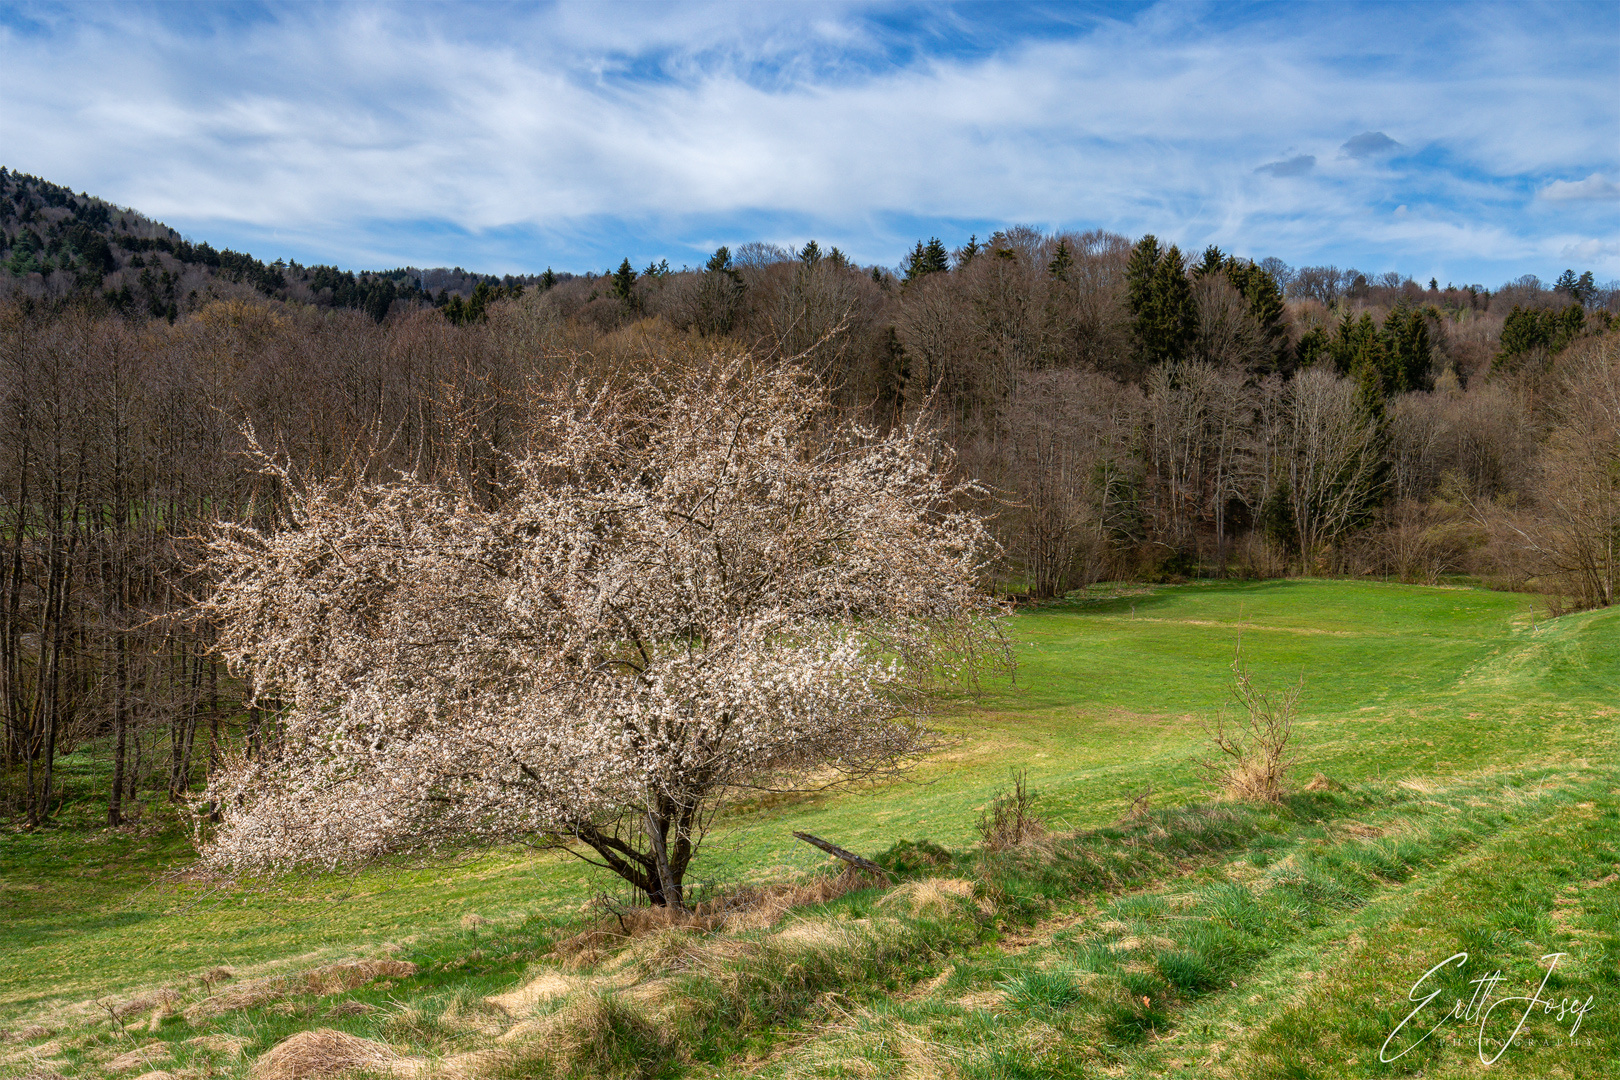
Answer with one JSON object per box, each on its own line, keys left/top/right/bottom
{"left": 1559, "top": 238, "right": 1620, "bottom": 261}
{"left": 1539, "top": 173, "right": 1620, "bottom": 202}
{"left": 0, "top": 1, "right": 1615, "bottom": 276}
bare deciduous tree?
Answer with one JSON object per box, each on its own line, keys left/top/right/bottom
{"left": 1521, "top": 339, "right": 1620, "bottom": 608}
{"left": 1279, "top": 366, "right": 1385, "bottom": 561}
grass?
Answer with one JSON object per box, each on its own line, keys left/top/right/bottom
{"left": 1, "top": 578, "right": 1617, "bottom": 1077}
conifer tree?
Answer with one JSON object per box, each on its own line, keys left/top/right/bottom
{"left": 611, "top": 258, "right": 638, "bottom": 311}
{"left": 1575, "top": 271, "right": 1597, "bottom": 307}
{"left": 1047, "top": 239, "right": 1072, "bottom": 281}
{"left": 956, "top": 234, "right": 980, "bottom": 268}
{"left": 1127, "top": 240, "right": 1196, "bottom": 368}
{"left": 1125, "top": 235, "right": 1162, "bottom": 325}
{"left": 904, "top": 237, "right": 950, "bottom": 283}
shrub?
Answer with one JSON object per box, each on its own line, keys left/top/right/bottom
{"left": 1200, "top": 644, "right": 1303, "bottom": 802}
{"left": 977, "top": 770, "right": 1047, "bottom": 851}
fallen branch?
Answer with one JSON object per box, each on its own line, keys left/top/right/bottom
{"left": 792, "top": 831, "right": 896, "bottom": 879}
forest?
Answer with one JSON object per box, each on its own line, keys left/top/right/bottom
{"left": 2, "top": 165, "right": 1618, "bottom": 830}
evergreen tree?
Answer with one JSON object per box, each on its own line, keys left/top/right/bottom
{"left": 1575, "top": 271, "right": 1597, "bottom": 307}
{"left": 1329, "top": 312, "right": 1390, "bottom": 396}
{"left": 1224, "top": 258, "right": 1290, "bottom": 373}
{"left": 611, "top": 258, "right": 638, "bottom": 310}
{"left": 955, "top": 234, "right": 980, "bottom": 268}
{"left": 1047, "top": 239, "right": 1072, "bottom": 281}
{"left": 903, "top": 241, "right": 928, "bottom": 282}
{"left": 1554, "top": 269, "right": 1580, "bottom": 298}
{"left": 1381, "top": 304, "right": 1434, "bottom": 393}
{"left": 1194, "top": 244, "right": 1226, "bottom": 278}
{"left": 705, "top": 246, "right": 735, "bottom": 274}
{"left": 1296, "top": 326, "right": 1330, "bottom": 367}
{"left": 1143, "top": 245, "right": 1196, "bottom": 367}
{"left": 541, "top": 267, "right": 557, "bottom": 290}
{"left": 1125, "top": 235, "right": 1161, "bottom": 327}
{"left": 800, "top": 240, "right": 822, "bottom": 265}
{"left": 902, "top": 237, "right": 950, "bottom": 284}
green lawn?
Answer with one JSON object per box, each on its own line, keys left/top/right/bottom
{"left": 2, "top": 579, "right": 1616, "bottom": 1078}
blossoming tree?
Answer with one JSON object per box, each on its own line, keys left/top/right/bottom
{"left": 197, "top": 355, "right": 1007, "bottom": 907}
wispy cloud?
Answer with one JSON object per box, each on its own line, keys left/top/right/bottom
{"left": 1, "top": 1, "right": 1616, "bottom": 280}
{"left": 1339, "top": 131, "right": 1401, "bottom": 160}
{"left": 1539, "top": 173, "right": 1620, "bottom": 202}
{"left": 1256, "top": 155, "right": 1316, "bottom": 178}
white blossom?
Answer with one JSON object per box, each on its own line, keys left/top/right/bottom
{"left": 196, "top": 354, "right": 1007, "bottom": 905}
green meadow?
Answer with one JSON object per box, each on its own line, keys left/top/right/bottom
{"left": 2, "top": 579, "right": 1617, "bottom": 1078}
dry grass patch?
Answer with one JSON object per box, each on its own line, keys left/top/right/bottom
{"left": 497, "top": 991, "right": 671, "bottom": 1080}
{"left": 106, "top": 1042, "right": 169, "bottom": 1071}
{"left": 186, "top": 1032, "right": 251, "bottom": 1058}
{"left": 109, "top": 988, "right": 181, "bottom": 1021}
{"left": 185, "top": 958, "right": 418, "bottom": 1022}
{"left": 486, "top": 971, "right": 577, "bottom": 1018}
{"left": 249, "top": 1028, "right": 419, "bottom": 1080}
{"left": 877, "top": 878, "right": 982, "bottom": 919}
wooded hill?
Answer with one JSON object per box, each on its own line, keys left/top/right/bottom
{"left": 0, "top": 168, "right": 567, "bottom": 322}
{"left": 1, "top": 171, "right": 1618, "bottom": 830}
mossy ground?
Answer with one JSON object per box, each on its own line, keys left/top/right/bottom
{"left": 2, "top": 580, "right": 1616, "bottom": 1077}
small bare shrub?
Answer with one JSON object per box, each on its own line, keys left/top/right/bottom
{"left": 1201, "top": 645, "right": 1303, "bottom": 803}
{"left": 977, "top": 770, "right": 1047, "bottom": 851}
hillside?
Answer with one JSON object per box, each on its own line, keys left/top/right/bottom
{"left": 0, "top": 168, "right": 555, "bottom": 321}
{"left": 2, "top": 581, "right": 1615, "bottom": 1078}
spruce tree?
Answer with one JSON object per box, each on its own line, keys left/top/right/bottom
{"left": 1575, "top": 271, "right": 1597, "bottom": 307}
{"left": 705, "top": 246, "right": 734, "bottom": 274}
{"left": 956, "top": 234, "right": 980, "bottom": 268}
{"left": 902, "top": 237, "right": 950, "bottom": 284}
{"left": 1381, "top": 304, "right": 1433, "bottom": 393}
{"left": 611, "top": 258, "right": 638, "bottom": 309}
{"left": 1142, "top": 245, "right": 1196, "bottom": 366}
{"left": 1047, "top": 239, "right": 1072, "bottom": 281}
{"left": 1125, "top": 235, "right": 1161, "bottom": 326}
{"left": 1194, "top": 244, "right": 1226, "bottom": 278}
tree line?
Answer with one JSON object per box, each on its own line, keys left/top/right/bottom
{"left": 2, "top": 213, "right": 1618, "bottom": 828}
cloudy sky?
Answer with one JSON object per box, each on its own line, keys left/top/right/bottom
{"left": 3, "top": 1, "right": 1617, "bottom": 283}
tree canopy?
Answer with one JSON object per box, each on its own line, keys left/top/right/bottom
{"left": 197, "top": 354, "right": 1008, "bottom": 906}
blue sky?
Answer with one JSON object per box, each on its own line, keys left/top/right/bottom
{"left": 2, "top": 1, "right": 1617, "bottom": 284}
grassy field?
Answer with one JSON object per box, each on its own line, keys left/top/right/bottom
{"left": 1, "top": 579, "right": 1616, "bottom": 1078}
